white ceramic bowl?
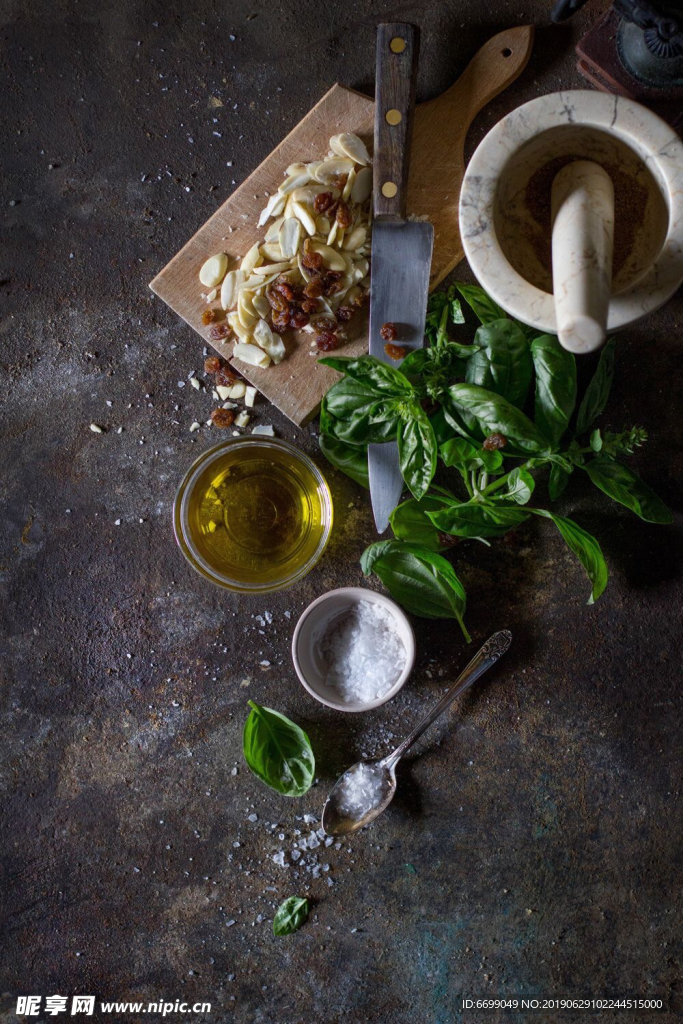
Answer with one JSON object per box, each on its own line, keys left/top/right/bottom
{"left": 291, "top": 587, "right": 416, "bottom": 713}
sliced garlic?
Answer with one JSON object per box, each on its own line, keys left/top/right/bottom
{"left": 257, "top": 192, "right": 286, "bottom": 227}
{"left": 307, "top": 240, "right": 346, "bottom": 271}
{"left": 252, "top": 425, "right": 275, "bottom": 436}
{"left": 227, "top": 312, "right": 252, "bottom": 343}
{"left": 232, "top": 342, "right": 271, "bottom": 368}
{"left": 206, "top": 287, "right": 217, "bottom": 303}
{"left": 279, "top": 217, "right": 302, "bottom": 259}
{"left": 199, "top": 253, "right": 228, "bottom": 287}
{"left": 265, "top": 216, "right": 285, "bottom": 242}
{"left": 260, "top": 241, "right": 282, "bottom": 262}
{"left": 342, "top": 166, "right": 356, "bottom": 202}
{"left": 228, "top": 381, "right": 247, "bottom": 399}
{"left": 240, "top": 243, "right": 263, "bottom": 275}
{"left": 216, "top": 384, "right": 232, "bottom": 400}
{"left": 237, "top": 290, "right": 257, "bottom": 328}
{"left": 292, "top": 200, "right": 316, "bottom": 236}
{"left": 245, "top": 386, "right": 257, "bottom": 408}
{"left": 284, "top": 161, "right": 308, "bottom": 177}
{"left": 327, "top": 220, "right": 340, "bottom": 247}
{"left": 220, "top": 270, "right": 244, "bottom": 310}
{"left": 314, "top": 158, "right": 355, "bottom": 184}
{"left": 335, "top": 132, "right": 371, "bottom": 165}
{"left": 315, "top": 214, "right": 331, "bottom": 235}
{"left": 343, "top": 225, "right": 367, "bottom": 251}
{"left": 351, "top": 166, "right": 373, "bottom": 204}
{"left": 234, "top": 411, "right": 251, "bottom": 428}
{"left": 252, "top": 293, "right": 271, "bottom": 319}
{"left": 278, "top": 170, "right": 311, "bottom": 195}
{"left": 253, "top": 318, "right": 286, "bottom": 363}
{"left": 253, "top": 260, "right": 293, "bottom": 275}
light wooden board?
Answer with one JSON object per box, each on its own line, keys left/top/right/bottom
{"left": 150, "top": 26, "right": 533, "bottom": 425}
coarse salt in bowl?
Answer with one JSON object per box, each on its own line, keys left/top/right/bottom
{"left": 292, "top": 587, "right": 416, "bottom": 712}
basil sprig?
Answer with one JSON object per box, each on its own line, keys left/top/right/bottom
{"left": 243, "top": 701, "right": 315, "bottom": 797}
{"left": 318, "top": 283, "right": 671, "bottom": 631}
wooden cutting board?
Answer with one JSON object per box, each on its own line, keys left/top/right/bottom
{"left": 150, "top": 26, "right": 533, "bottom": 425}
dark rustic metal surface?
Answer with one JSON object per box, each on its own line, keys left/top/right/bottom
{"left": 1, "top": 1, "right": 681, "bottom": 1022}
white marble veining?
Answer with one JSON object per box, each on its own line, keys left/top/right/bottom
{"left": 459, "top": 91, "right": 683, "bottom": 342}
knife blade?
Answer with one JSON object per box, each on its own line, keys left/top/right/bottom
{"left": 368, "top": 23, "right": 434, "bottom": 534}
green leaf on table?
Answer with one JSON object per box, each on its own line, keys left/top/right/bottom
{"left": 465, "top": 319, "right": 533, "bottom": 409}
{"left": 448, "top": 384, "right": 549, "bottom": 453}
{"left": 390, "top": 494, "right": 458, "bottom": 550}
{"left": 455, "top": 283, "right": 508, "bottom": 325}
{"left": 584, "top": 458, "right": 673, "bottom": 524}
{"left": 322, "top": 378, "right": 400, "bottom": 445}
{"left": 273, "top": 897, "right": 309, "bottom": 937}
{"left": 526, "top": 508, "right": 608, "bottom": 604}
{"left": 319, "top": 355, "right": 413, "bottom": 396}
{"left": 243, "top": 701, "right": 315, "bottom": 797}
{"left": 530, "top": 334, "right": 577, "bottom": 448}
{"left": 428, "top": 501, "right": 529, "bottom": 538}
{"left": 548, "top": 462, "right": 572, "bottom": 501}
{"left": 440, "top": 438, "right": 504, "bottom": 484}
{"left": 575, "top": 337, "right": 616, "bottom": 436}
{"left": 319, "top": 434, "right": 369, "bottom": 488}
{"left": 360, "top": 540, "right": 470, "bottom": 640}
{"left": 398, "top": 405, "right": 437, "bottom": 500}
{"left": 590, "top": 428, "right": 603, "bottom": 452}
{"left": 501, "top": 467, "right": 535, "bottom": 505}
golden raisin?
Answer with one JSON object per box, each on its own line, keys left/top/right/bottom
{"left": 313, "top": 192, "right": 334, "bottom": 214}
{"left": 380, "top": 322, "right": 398, "bottom": 341}
{"left": 215, "top": 366, "right": 236, "bottom": 386}
{"left": 204, "top": 356, "right": 221, "bottom": 374}
{"left": 313, "top": 317, "right": 337, "bottom": 334}
{"left": 483, "top": 433, "right": 507, "bottom": 450}
{"left": 336, "top": 201, "right": 352, "bottom": 229}
{"left": 211, "top": 408, "right": 235, "bottom": 428}
{"left": 316, "top": 331, "right": 339, "bottom": 352}
{"left": 336, "top": 305, "right": 355, "bottom": 323}
{"left": 201, "top": 308, "right": 218, "bottom": 325}
{"left": 384, "top": 342, "right": 407, "bottom": 360}
{"left": 209, "top": 323, "right": 230, "bottom": 341}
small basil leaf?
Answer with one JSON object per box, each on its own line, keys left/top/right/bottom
{"left": 455, "top": 283, "right": 507, "bottom": 324}
{"left": 428, "top": 501, "right": 529, "bottom": 538}
{"left": 548, "top": 462, "right": 572, "bottom": 501}
{"left": 318, "top": 355, "right": 413, "bottom": 396}
{"left": 319, "top": 434, "right": 369, "bottom": 489}
{"left": 530, "top": 334, "right": 577, "bottom": 448}
{"left": 390, "top": 495, "right": 457, "bottom": 550}
{"left": 575, "top": 337, "right": 616, "bottom": 436}
{"left": 526, "top": 508, "right": 608, "bottom": 604}
{"left": 448, "top": 384, "right": 549, "bottom": 453}
{"left": 590, "top": 428, "right": 603, "bottom": 452}
{"left": 502, "top": 467, "right": 535, "bottom": 505}
{"left": 430, "top": 407, "right": 460, "bottom": 446}
{"left": 584, "top": 458, "right": 673, "bottom": 524}
{"left": 465, "top": 319, "right": 532, "bottom": 409}
{"left": 360, "top": 540, "right": 470, "bottom": 640}
{"left": 398, "top": 406, "right": 438, "bottom": 500}
{"left": 440, "top": 438, "right": 503, "bottom": 477}
{"left": 323, "top": 378, "right": 400, "bottom": 445}
{"left": 273, "top": 897, "right": 309, "bottom": 937}
{"left": 400, "top": 348, "right": 429, "bottom": 375}
{"left": 243, "top": 701, "right": 315, "bottom": 798}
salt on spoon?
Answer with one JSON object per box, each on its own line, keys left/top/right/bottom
{"left": 321, "top": 631, "right": 512, "bottom": 836}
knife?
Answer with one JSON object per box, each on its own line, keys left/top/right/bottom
{"left": 368, "top": 23, "right": 434, "bottom": 534}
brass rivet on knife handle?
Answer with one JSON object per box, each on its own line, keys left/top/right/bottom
{"left": 374, "top": 23, "right": 420, "bottom": 222}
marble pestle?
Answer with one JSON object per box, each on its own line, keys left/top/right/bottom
{"left": 551, "top": 160, "right": 615, "bottom": 354}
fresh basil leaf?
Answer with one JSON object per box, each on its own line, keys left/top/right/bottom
{"left": 319, "top": 355, "right": 413, "bottom": 396}
{"left": 451, "top": 297, "right": 465, "bottom": 324}
{"left": 319, "top": 434, "right": 369, "bottom": 488}
{"left": 455, "top": 283, "right": 507, "bottom": 324}
{"left": 465, "top": 319, "right": 532, "bottom": 409}
{"left": 428, "top": 501, "right": 529, "bottom": 538}
{"left": 548, "top": 462, "right": 571, "bottom": 501}
{"left": 590, "top": 428, "right": 602, "bottom": 452}
{"left": 440, "top": 438, "right": 504, "bottom": 478}
{"left": 478, "top": 449, "right": 505, "bottom": 473}
{"left": 400, "top": 348, "right": 429, "bottom": 375}
{"left": 322, "top": 378, "right": 400, "bottom": 445}
{"left": 361, "top": 540, "right": 470, "bottom": 640}
{"left": 502, "top": 467, "right": 535, "bottom": 505}
{"left": 530, "top": 334, "right": 577, "bottom": 448}
{"left": 526, "top": 508, "right": 608, "bottom": 604}
{"left": 430, "top": 406, "right": 460, "bottom": 446}
{"left": 575, "top": 337, "right": 616, "bottom": 436}
{"left": 243, "top": 701, "right": 315, "bottom": 797}
{"left": 273, "top": 897, "right": 309, "bottom": 937}
{"left": 584, "top": 458, "right": 673, "bottom": 524}
{"left": 398, "top": 405, "right": 437, "bottom": 500}
{"left": 390, "top": 495, "right": 457, "bottom": 550}
{"left": 448, "top": 384, "right": 549, "bottom": 453}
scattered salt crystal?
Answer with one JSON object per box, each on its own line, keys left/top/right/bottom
{"left": 247, "top": 813, "right": 258, "bottom": 822}
{"left": 334, "top": 763, "right": 388, "bottom": 820}
{"left": 320, "top": 599, "right": 406, "bottom": 704}
{"left": 272, "top": 851, "right": 287, "bottom": 868}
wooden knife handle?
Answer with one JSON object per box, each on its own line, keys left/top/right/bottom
{"left": 373, "top": 23, "right": 420, "bottom": 221}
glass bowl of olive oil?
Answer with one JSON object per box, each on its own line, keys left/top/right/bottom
{"left": 174, "top": 437, "right": 333, "bottom": 593}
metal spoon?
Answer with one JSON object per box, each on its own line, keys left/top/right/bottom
{"left": 321, "top": 630, "right": 512, "bottom": 836}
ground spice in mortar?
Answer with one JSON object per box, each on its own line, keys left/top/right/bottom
{"left": 525, "top": 155, "right": 649, "bottom": 281}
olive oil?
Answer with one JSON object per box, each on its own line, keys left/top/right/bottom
{"left": 176, "top": 439, "right": 332, "bottom": 592}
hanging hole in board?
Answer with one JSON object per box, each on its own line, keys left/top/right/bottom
{"left": 390, "top": 37, "right": 406, "bottom": 53}
{"left": 502, "top": 47, "right": 512, "bottom": 57}
{"left": 386, "top": 109, "right": 402, "bottom": 126}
